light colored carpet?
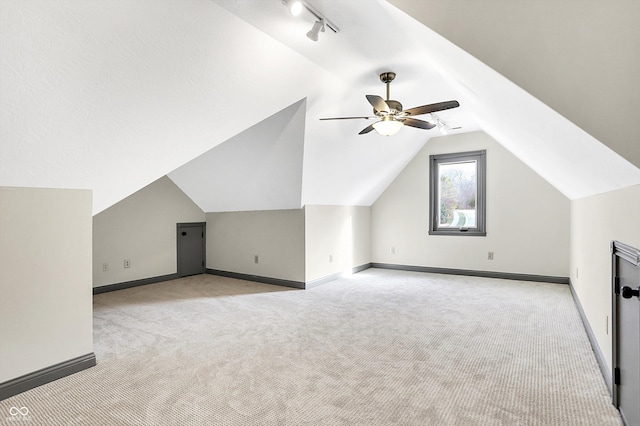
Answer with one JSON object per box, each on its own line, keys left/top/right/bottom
{"left": 1, "top": 269, "right": 622, "bottom": 425}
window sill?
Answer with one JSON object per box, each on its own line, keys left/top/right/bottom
{"left": 429, "top": 229, "right": 486, "bottom": 237}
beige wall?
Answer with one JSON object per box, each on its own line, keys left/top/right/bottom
{"left": 570, "top": 184, "right": 640, "bottom": 372}
{"left": 206, "top": 209, "right": 305, "bottom": 283}
{"left": 372, "top": 131, "right": 570, "bottom": 277}
{"left": 93, "top": 180, "right": 370, "bottom": 287}
{"left": 305, "top": 205, "right": 371, "bottom": 282}
{"left": 389, "top": 0, "right": 640, "bottom": 169}
{"left": 93, "top": 176, "right": 205, "bottom": 287}
{"left": 0, "top": 187, "right": 93, "bottom": 382}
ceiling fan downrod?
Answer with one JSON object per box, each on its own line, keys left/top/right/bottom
{"left": 380, "top": 72, "right": 396, "bottom": 101}
{"left": 378, "top": 72, "right": 402, "bottom": 114}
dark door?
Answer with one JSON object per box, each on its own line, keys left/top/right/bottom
{"left": 613, "top": 241, "right": 640, "bottom": 426}
{"left": 177, "top": 222, "right": 205, "bottom": 277}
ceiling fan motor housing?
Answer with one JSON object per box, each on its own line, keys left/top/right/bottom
{"left": 386, "top": 100, "right": 402, "bottom": 114}
{"left": 374, "top": 100, "right": 403, "bottom": 116}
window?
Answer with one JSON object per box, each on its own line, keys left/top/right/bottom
{"left": 429, "top": 150, "right": 486, "bottom": 236}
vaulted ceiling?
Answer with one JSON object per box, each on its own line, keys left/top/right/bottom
{"left": 169, "top": 99, "right": 308, "bottom": 212}
{"left": 1, "top": 0, "right": 638, "bottom": 215}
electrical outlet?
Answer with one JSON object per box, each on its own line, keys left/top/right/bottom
{"left": 124, "top": 259, "right": 130, "bottom": 268}
{"left": 102, "top": 263, "right": 109, "bottom": 272}
{"left": 329, "top": 254, "right": 333, "bottom": 263}
{"left": 391, "top": 246, "right": 396, "bottom": 254}
{"left": 254, "top": 255, "right": 259, "bottom": 264}
{"left": 576, "top": 267, "right": 579, "bottom": 278}
{"left": 488, "top": 252, "right": 494, "bottom": 260}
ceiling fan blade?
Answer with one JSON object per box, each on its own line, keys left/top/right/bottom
{"left": 358, "top": 124, "right": 376, "bottom": 135}
{"left": 402, "top": 100, "right": 460, "bottom": 116}
{"left": 319, "top": 116, "right": 375, "bottom": 120}
{"left": 366, "top": 95, "right": 390, "bottom": 113}
{"left": 402, "top": 117, "right": 436, "bottom": 130}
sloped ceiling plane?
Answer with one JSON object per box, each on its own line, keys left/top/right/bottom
{"left": 1, "top": 0, "right": 638, "bottom": 214}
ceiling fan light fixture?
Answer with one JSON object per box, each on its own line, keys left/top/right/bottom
{"left": 373, "top": 116, "right": 404, "bottom": 136}
{"left": 306, "top": 19, "right": 324, "bottom": 41}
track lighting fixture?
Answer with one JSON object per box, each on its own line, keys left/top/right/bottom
{"left": 282, "top": 0, "right": 339, "bottom": 41}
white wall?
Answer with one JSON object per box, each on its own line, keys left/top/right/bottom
{"left": 305, "top": 205, "right": 371, "bottom": 282}
{"left": 0, "top": 187, "right": 93, "bottom": 383}
{"left": 206, "top": 209, "right": 305, "bottom": 283}
{"left": 93, "top": 176, "right": 204, "bottom": 287}
{"left": 372, "top": 131, "right": 570, "bottom": 277}
{"left": 570, "top": 184, "right": 640, "bottom": 372}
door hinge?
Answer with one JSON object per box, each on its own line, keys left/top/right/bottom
{"left": 202, "top": 261, "right": 204, "bottom": 267}
{"left": 202, "top": 232, "right": 204, "bottom": 238}
{"left": 614, "top": 277, "right": 621, "bottom": 294}
{"left": 614, "top": 367, "right": 621, "bottom": 385}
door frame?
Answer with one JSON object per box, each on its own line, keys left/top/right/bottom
{"left": 176, "top": 222, "right": 206, "bottom": 277}
{"left": 611, "top": 240, "right": 640, "bottom": 410}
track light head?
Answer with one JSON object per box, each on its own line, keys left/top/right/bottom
{"left": 306, "top": 19, "right": 324, "bottom": 42}
{"left": 283, "top": 0, "right": 303, "bottom": 16}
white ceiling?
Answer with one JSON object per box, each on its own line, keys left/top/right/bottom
{"left": 208, "top": 0, "right": 639, "bottom": 202}
{"left": 169, "top": 0, "right": 481, "bottom": 212}
{"left": 169, "top": 99, "right": 307, "bottom": 212}
{"left": 1, "top": 0, "right": 638, "bottom": 215}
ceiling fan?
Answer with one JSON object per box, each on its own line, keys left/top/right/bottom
{"left": 320, "top": 72, "right": 460, "bottom": 136}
